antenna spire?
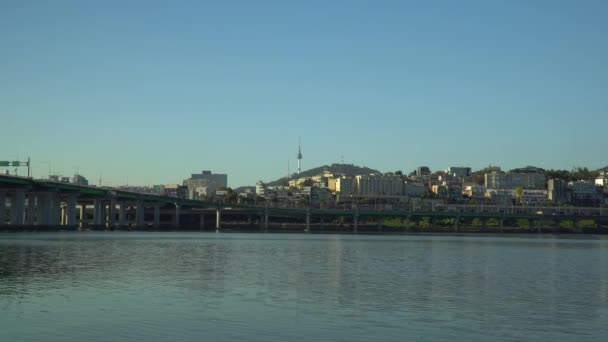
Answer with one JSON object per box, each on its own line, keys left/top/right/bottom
{"left": 297, "top": 137, "right": 302, "bottom": 176}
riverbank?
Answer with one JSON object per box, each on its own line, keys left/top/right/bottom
{"left": 1, "top": 223, "right": 607, "bottom": 234}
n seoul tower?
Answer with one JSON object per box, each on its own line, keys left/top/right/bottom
{"left": 297, "top": 137, "right": 302, "bottom": 176}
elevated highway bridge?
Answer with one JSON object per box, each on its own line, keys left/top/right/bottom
{"left": 1, "top": 175, "right": 606, "bottom": 233}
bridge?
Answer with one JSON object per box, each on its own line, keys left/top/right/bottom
{"left": 1, "top": 175, "right": 606, "bottom": 233}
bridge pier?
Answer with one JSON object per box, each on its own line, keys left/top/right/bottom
{"left": 153, "top": 205, "right": 160, "bottom": 229}
{"left": 376, "top": 216, "right": 383, "bottom": 232}
{"left": 353, "top": 214, "right": 359, "bottom": 233}
{"left": 79, "top": 204, "right": 86, "bottom": 229}
{"left": 454, "top": 215, "right": 460, "bottom": 232}
{"left": 200, "top": 213, "right": 205, "bottom": 230}
{"left": 319, "top": 216, "right": 325, "bottom": 231}
{"left": 107, "top": 200, "right": 116, "bottom": 228}
{"left": 50, "top": 193, "right": 61, "bottom": 226}
{"left": 305, "top": 210, "right": 310, "bottom": 232}
{"left": 264, "top": 210, "right": 269, "bottom": 230}
{"left": 135, "top": 201, "right": 145, "bottom": 228}
{"left": 93, "top": 199, "right": 103, "bottom": 227}
{"left": 216, "top": 209, "right": 221, "bottom": 231}
{"left": 26, "top": 192, "right": 36, "bottom": 226}
{"left": 174, "top": 204, "right": 181, "bottom": 229}
{"left": 36, "top": 193, "right": 48, "bottom": 226}
{"left": 61, "top": 204, "right": 66, "bottom": 226}
{"left": 118, "top": 202, "right": 127, "bottom": 227}
{"left": 9, "top": 190, "right": 25, "bottom": 226}
{"left": 0, "top": 190, "right": 6, "bottom": 226}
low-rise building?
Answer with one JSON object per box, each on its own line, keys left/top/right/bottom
{"left": 548, "top": 179, "right": 568, "bottom": 203}
{"left": 403, "top": 183, "right": 426, "bottom": 197}
{"left": 447, "top": 167, "right": 472, "bottom": 179}
{"left": 520, "top": 190, "right": 549, "bottom": 206}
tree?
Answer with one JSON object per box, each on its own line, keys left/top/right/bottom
{"left": 515, "top": 187, "right": 523, "bottom": 204}
{"left": 301, "top": 178, "right": 314, "bottom": 187}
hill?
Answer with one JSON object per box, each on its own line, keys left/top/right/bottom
{"left": 267, "top": 163, "right": 380, "bottom": 186}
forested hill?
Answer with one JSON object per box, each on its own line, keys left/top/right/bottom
{"left": 267, "top": 163, "right": 380, "bottom": 186}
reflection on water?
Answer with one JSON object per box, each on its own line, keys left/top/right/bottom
{"left": 1, "top": 233, "right": 607, "bottom": 341}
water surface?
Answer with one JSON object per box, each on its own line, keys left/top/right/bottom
{"left": 1, "top": 233, "right": 607, "bottom": 341}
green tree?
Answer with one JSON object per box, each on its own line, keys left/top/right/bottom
{"left": 471, "top": 218, "right": 483, "bottom": 227}
{"left": 301, "top": 178, "right": 314, "bottom": 187}
{"left": 515, "top": 187, "right": 523, "bottom": 204}
{"left": 516, "top": 219, "right": 530, "bottom": 229}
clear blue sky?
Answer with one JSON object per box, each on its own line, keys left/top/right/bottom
{"left": 1, "top": 0, "right": 607, "bottom": 187}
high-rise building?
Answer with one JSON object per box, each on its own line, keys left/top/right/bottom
{"left": 183, "top": 170, "right": 228, "bottom": 199}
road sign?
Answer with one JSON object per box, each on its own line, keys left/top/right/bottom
{"left": 216, "top": 190, "right": 228, "bottom": 196}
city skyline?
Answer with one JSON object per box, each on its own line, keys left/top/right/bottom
{"left": 2, "top": 1, "right": 607, "bottom": 187}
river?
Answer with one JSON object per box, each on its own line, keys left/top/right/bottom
{"left": 1, "top": 232, "right": 607, "bottom": 341}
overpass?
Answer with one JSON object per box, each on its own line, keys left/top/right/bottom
{"left": 1, "top": 175, "right": 606, "bottom": 232}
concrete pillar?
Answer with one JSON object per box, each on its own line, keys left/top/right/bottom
{"left": 406, "top": 214, "right": 411, "bottom": 231}
{"left": 37, "top": 193, "right": 50, "bottom": 226}
{"left": 216, "top": 209, "right": 221, "bottom": 230}
{"left": 305, "top": 210, "right": 311, "bottom": 232}
{"left": 174, "top": 204, "right": 181, "bottom": 228}
{"left": 264, "top": 210, "right": 269, "bottom": 230}
{"left": 79, "top": 204, "right": 86, "bottom": 228}
{"left": 0, "top": 190, "right": 6, "bottom": 226}
{"left": 35, "top": 192, "right": 46, "bottom": 226}
{"left": 135, "top": 201, "right": 145, "bottom": 228}
{"left": 200, "top": 213, "right": 205, "bottom": 230}
{"left": 118, "top": 202, "right": 127, "bottom": 227}
{"left": 107, "top": 201, "right": 116, "bottom": 228}
{"left": 10, "top": 190, "right": 26, "bottom": 225}
{"left": 247, "top": 215, "right": 252, "bottom": 225}
{"left": 320, "top": 216, "right": 325, "bottom": 230}
{"left": 61, "top": 205, "right": 67, "bottom": 226}
{"left": 66, "top": 194, "right": 78, "bottom": 227}
{"left": 93, "top": 199, "right": 103, "bottom": 226}
{"left": 353, "top": 214, "right": 359, "bottom": 233}
{"left": 49, "top": 193, "right": 61, "bottom": 226}
{"left": 377, "top": 216, "right": 383, "bottom": 232}
{"left": 153, "top": 205, "right": 160, "bottom": 228}
{"left": 454, "top": 215, "right": 460, "bottom": 232}
{"left": 26, "top": 192, "right": 36, "bottom": 226}
{"left": 499, "top": 218, "right": 504, "bottom": 232}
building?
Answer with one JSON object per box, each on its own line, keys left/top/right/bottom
{"left": 548, "top": 179, "right": 568, "bottom": 203}
{"left": 183, "top": 170, "right": 227, "bottom": 199}
{"left": 595, "top": 175, "right": 608, "bottom": 187}
{"left": 328, "top": 176, "right": 355, "bottom": 197}
{"left": 520, "top": 190, "right": 548, "bottom": 206}
{"left": 403, "top": 183, "right": 426, "bottom": 197}
{"left": 463, "top": 184, "right": 486, "bottom": 198}
{"left": 355, "top": 174, "right": 403, "bottom": 197}
{"left": 431, "top": 185, "right": 448, "bottom": 197}
{"left": 570, "top": 181, "right": 600, "bottom": 203}
{"left": 485, "top": 172, "right": 545, "bottom": 190}
{"left": 447, "top": 167, "right": 472, "bottom": 179}
{"left": 71, "top": 174, "right": 89, "bottom": 186}
{"left": 417, "top": 166, "right": 431, "bottom": 176}
{"left": 484, "top": 172, "right": 508, "bottom": 189}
